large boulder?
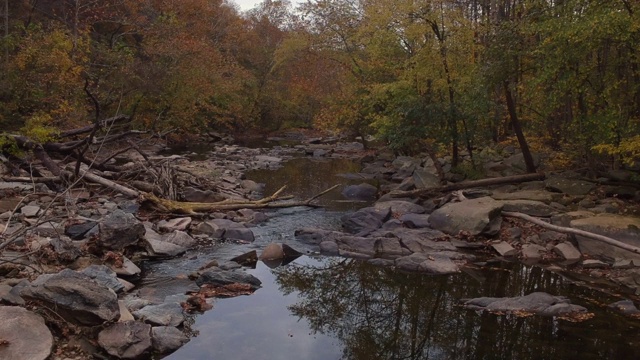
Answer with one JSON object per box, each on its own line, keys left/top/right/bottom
{"left": 20, "top": 269, "right": 120, "bottom": 326}
{"left": 412, "top": 169, "right": 441, "bottom": 189}
{"left": 152, "top": 326, "right": 189, "bottom": 354}
{"left": 99, "top": 210, "right": 145, "bottom": 250}
{"left": 0, "top": 306, "right": 53, "bottom": 360}
{"left": 570, "top": 214, "right": 640, "bottom": 261}
{"left": 429, "top": 197, "right": 503, "bottom": 236}
{"left": 98, "top": 321, "right": 152, "bottom": 359}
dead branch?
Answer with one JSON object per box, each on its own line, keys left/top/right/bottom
{"left": 389, "top": 173, "right": 546, "bottom": 198}
{"left": 502, "top": 211, "right": 640, "bottom": 255}
{"left": 142, "top": 184, "right": 339, "bottom": 214}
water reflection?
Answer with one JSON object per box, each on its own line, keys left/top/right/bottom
{"left": 247, "top": 158, "right": 372, "bottom": 211}
{"left": 274, "top": 258, "right": 640, "bottom": 360}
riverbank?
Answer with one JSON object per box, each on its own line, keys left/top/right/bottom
{"left": 1, "top": 130, "right": 640, "bottom": 359}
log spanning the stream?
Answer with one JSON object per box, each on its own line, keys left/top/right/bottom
{"left": 143, "top": 184, "right": 341, "bottom": 214}
{"left": 388, "top": 172, "right": 546, "bottom": 198}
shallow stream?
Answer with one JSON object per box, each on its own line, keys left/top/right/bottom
{"left": 142, "top": 151, "right": 640, "bottom": 360}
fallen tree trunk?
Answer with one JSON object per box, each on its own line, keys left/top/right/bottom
{"left": 143, "top": 184, "right": 341, "bottom": 214}
{"left": 389, "top": 172, "right": 546, "bottom": 198}
{"left": 503, "top": 211, "right": 640, "bottom": 255}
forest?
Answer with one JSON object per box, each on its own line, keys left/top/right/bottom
{"left": 1, "top": 0, "right": 639, "bottom": 171}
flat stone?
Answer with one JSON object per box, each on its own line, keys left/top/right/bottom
{"left": 65, "top": 221, "right": 98, "bottom": 240}
{"left": 521, "top": 244, "right": 546, "bottom": 260}
{"left": 118, "top": 301, "right": 135, "bottom": 322}
{"left": 462, "top": 292, "right": 587, "bottom": 316}
{"left": 80, "top": 265, "right": 125, "bottom": 293}
{"left": 608, "top": 300, "right": 640, "bottom": 316}
{"left": 133, "top": 302, "right": 185, "bottom": 327}
{"left": 395, "top": 253, "right": 460, "bottom": 274}
{"left": 98, "top": 321, "right": 152, "bottom": 359}
{"left": 413, "top": 169, "right": 440, "bottom": 189}
{"left": 143, "top": 225, "right": 187, "bottom": 257}
{"left": 374, "top": 200, "right": 425, "bottom": 216}
{"left": 492, "top": 241, "right": 517, "bottom": 257}
{"left": 399, "top": 213, "right": 430, "bottom": 228}
{"left": 152, "top": 326, "right": 189, "bottom": 354}
{"left": 158, "top": 217, "right": 192, "bottom": 232}
{"left": 0, "top": 306, "right": 53, "bottom": 360}
{"left": 163, "top": 230, "right": 196, "bottom": 248}
{"left": 546, "top": 176, "right": 595, "bottom": 196}
{"left": 553, "top": 242, "right": 582, "bottom": 261}
{"left": 20, "top": 269, "right": 119, "bottom": 326}
{"left": 182, "top": 187, "right": 226, "bottom": 203}
{"left": 196, "top": 268, "right": 262, "bottom": 290}
{"left": 342, "top": 206, "right": 391, "bottom": 235}
{"left": 0, "top": 284, "right": 25, "bottom": 305}
{"left": 582, "top": 259, "right": 609, "bottom": 268}
{"left": 499, "top": 199, "right": 558, "bottom": 217}
{"left": 20, "top": 205, "right": 41, "bottom": 217}
{"left": 107, "top": 256, "right": 141, "bottom": 276}
{"left": 492, "top": 190, "right": 561, "bottom": 203}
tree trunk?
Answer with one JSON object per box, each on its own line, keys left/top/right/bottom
{"left": 503, "top": 80, "right": 536, "bottom": 173}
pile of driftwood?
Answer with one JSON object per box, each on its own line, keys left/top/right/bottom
{"left": 1, "top": 115, "right": 343, "bottom": 214}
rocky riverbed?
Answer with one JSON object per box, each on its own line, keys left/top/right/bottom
{"left": 1, "top": 131, "right": 640, "bottom": 359}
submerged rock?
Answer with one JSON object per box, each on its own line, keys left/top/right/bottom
{"left": 341, "top": 183, "right": 377, "bottom": 201}
{"left": 461, "top": 292, "right": 587, "bottom": 316}
{"left": 0, "top": 306, "right": 53, "bottom": 360}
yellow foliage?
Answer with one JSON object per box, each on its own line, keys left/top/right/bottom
{"left": 593, "top": 136, "right": 640, "bottom": 166}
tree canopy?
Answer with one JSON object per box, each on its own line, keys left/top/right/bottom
{"left": 1, "top": 0, "right": 639, "bottom": 170}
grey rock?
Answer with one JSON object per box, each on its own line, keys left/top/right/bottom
{"left": 499, "top": 199, "right": 558, "bottom": 217}
{"left": 399, "top": 213, "right": 430, "bottom": 228}
{"left": 81, "top": 265, "right": 125, "bottom": 293}
{"left": 143, "top": 225, "right": 187, "bottom": 257}
{"left": 413, "top": 169, "right": 440, "bottom": 189}
{"left": 98, "top": 321, "right": 152, "bottom": 359}
{"left": 553, "top": 242, "right": 582, "bottom": 261}
{"left": 545, "top": 176, "right": 595, "bottom": 196}
{"left": 582, "top": 259, "right": 609, "bottom": 268}
{"left": 260, "top": 243, "right": 284, "bottom": 260}
{"left": 504, "top": 152, "right": 541, "bottom": 171}
{"left": 429, "top": 197, "right": 503, "bottom": 236}
{"left": 108, "top": 256, "right": 141, "bottom": 276}
{"left": 462, "top": 292, "right": 587, "bottom": 316}
{"left": 163, "top": 230, "right": 196, "bottom": 248}
{"left": 608, "top": 299, "right": 640, "bottom": 316}
{"left": 158, "top": 217, "right": 192, "bottom": 232}
{"left": 196, "top": 219, "right": 254, "bottom": 242}
{"left": 65, "top": 221, "right": 98, "bottom": 240}
{"left": 20, "top": 269, "right": 120, "bottom": 326}
{"left": 20, "top": 205, "right": 41, "bottom": 217}
{"left": 492, "top": 241, "right": 517, "bottom": 257}
{"left": 152, "top": 326, "right": 189, "bottom": 354}
{"left": 319, "top": 241, "right": 339, "bottom": 255}
{"left": 196, "top": 268, "right": 262, "bottom": 290}
{"left": 341, "top": 183, "right": 377, "bottom": 201}
{"left": 0, "top": 284, "right": 25, "bottom": 305}
{"left": 342, "top": 206, "right": 391, "bottom": 235}
{"left": 377, "top": 228, "right": 452, "bottom": 253}
{"left": 374, "top": 200, "right": 425, "bottom": 216}
{"left": 521, "top": 244, "right": 546, "bottom": 260}
{"left": 571, "top": 214, "right": 640, "bottom": 261}
{"left": 133, "top": 302, "right": 185, "bottom": 327}
{"left": 49, "top": 236, "right": 82, "bottom": 262}
{"left": 99, "top": 210, "right": 145, "bottom": 250}
{"left": 395, "top": 253, "right": 460, "bottom": 274}
{"left": 182, "top": 187, "right": 226, "bottom": 203}
{"left": 0, "top": 306, "right": 53, "bottom": 360}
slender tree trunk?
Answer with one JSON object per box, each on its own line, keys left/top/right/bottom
{"left": 503, "top": 80, "right": 536, "bottom": 173}
{"left": 3, "top": 0, "right": 7, "bottom": 65}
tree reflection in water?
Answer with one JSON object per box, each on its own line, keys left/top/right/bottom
{"left": 274, "top": 257, "right": 639, "bottom": 360}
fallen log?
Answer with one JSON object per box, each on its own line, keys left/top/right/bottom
{"left": 143, "top": 184, "right": 341, "bottom": 214}
{"left": 389, "top": 172, "right": 546, "bottom": 198}
{"left": 503, "top": 211, "right": 640, "bottom": 255}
